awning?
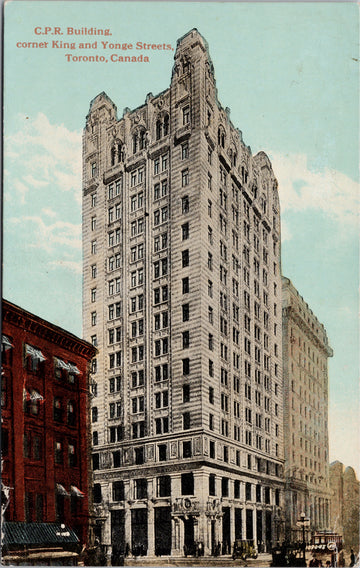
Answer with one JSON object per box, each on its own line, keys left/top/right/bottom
{"left": 25, "top": 344, "right": 46, "bottom": 362}
{"left": 30, "top": 389, "right": 44, "bottom": 401}
{"left": 71, "top": 485, "right": 85, "bottom": 498}
{"left": 23, "top": 389, "right": 44, "bottom": 403}
{"left": 56, "top": 484, "right": 69, "bottom": 497}
{"left": 2, "top": 522, "right": 79, "bottom": 545}
{"left": 2, "top": 335, "right": 13, "bottom": 350}
{"left": 54, "top": 357, "right": 71, "bottom": 371}
{"left": 54, "top": 358, "right": 80, "bottom": 375}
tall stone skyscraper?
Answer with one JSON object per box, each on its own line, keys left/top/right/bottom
{"left": 282, "top": 277, "right": 332, "bottom": 541}
{"left": 82, "top": 29, "right": 284, "bottom": 561}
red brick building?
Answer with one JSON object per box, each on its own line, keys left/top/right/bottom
{"left": 1, "top": 299, "right": 96, "bottom": 561}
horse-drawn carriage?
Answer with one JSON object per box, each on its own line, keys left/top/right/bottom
{"left": 232, "top": 539, "right": 258, "bottom": 560}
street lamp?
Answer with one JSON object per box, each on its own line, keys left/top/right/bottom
{"left": 296, "top": 512, "right": 310, "bottom": 566}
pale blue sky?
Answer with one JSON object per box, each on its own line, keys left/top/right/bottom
{"left": 3, "top": 1, "right": 359, "bottom": 471}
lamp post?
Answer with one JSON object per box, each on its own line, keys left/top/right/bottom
{"left": 296, "top": 512, "right": 310, "bottom": 566}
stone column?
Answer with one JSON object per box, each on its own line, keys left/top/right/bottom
{"left": 102, "top": 484, "right": 112, "bottom": 565}
{"left": 205, "top": 516, "right": 212, "bottom": 555}
{"left": 261, "top": 508, "right": 266, "bottom": 552}
{"left": 147, "top": 502, "right": 155, "bottom": 556}
{"left": 230, "top": 503, "right": 235, "bottom": 549}
{"left": 124, "top": 481, "right": 132, "bottom": 553}
{"left": 241, "top": 508, "right": 246, "bottom": 540}
{"left": 252, "top": 505, "right": 257, "bottom": 544}
{"left": 171, "top": 474, "right": 182, "bottom": 555}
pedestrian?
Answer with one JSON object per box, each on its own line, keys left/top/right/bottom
{"left": 350, "top": 549, "right": 355, "bottom": 567}
{"left": 338, "top": 550, "right": 345, "bottom": 567}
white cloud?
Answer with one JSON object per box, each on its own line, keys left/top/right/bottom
{"left": 13, "top": 179, "right": 29, "bottom": 204}
{"left": 5, "top": 112, "right": 82, "bottom": 205}
{"left": 41, "top": 207, "right": 56, "bottom": 218}
{"left": 48, "top": 260, "right": 82, "bottom": 274}
{"left": 8, "top": 216, "right": 81, "bottom": 253}
{"left": 268, "top": 152, "right": 359, "bottom": 225}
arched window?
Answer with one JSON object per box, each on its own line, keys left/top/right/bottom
{"left": 133, "top": 134, "right": 138, "bottom": 154}
{"left": 117, "top": 143, "right": 124, "bottom": 162}
{"left": 111, "top": 146, "right": 116, "bottom": 166}
{"left": 163, "top": 114, "right": 169, "bottom": 136}
{"left": 156, "top": 120, "right": 162, "bottom": 141}
{"left": 139, "top": 130, "right": 146, "bottom": 150}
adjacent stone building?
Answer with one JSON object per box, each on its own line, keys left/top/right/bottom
{"left": 282, "top": 277, "right": 333, "bottom": 542}
{"left": 1, "top": 299, "right": 96, "bottom": 564}
{"left": 329, "top": 461, "right": 360, "bottom": 551}
{"left": 82, "top": 29, "right": 285, "bottom": 561}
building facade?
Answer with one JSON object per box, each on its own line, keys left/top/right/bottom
{"left": 282, "top": 277, "right": 332, "bottom": 542}
{"left": 82, "top": 29, "right": 285, "bottom": 561}
{"left": 1, "top": 299, "right": 96, "bottom": 563}
{"left": 329, "top": 461, "right": 360, "bottom": 551}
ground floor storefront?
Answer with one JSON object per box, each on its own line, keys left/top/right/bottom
{"left": 95, "top": 496, "right": 283, "bottom": 564}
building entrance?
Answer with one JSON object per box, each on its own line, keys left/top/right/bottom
{"left": 111, "top": 510, "right": 125, "bottom": 564}
{"left": 131, "top": 508, "right": 148, "bottom": 556}
{"left": 257, "top": 510, "right": 263, "bottom": 551}
{"left": 266, "top": 510, "right": 272, "bottom": 551}
{"left": 155, "top": 507, "right": 171, "bottom": 556}
{"left": 211, "top": 520, "right": 216, "bottom": 555}
{"left": 222, "top": 507, "right": 231, "bottom": 554}
{"left": 183, "top": 517, "right": 195, "bottom": 556}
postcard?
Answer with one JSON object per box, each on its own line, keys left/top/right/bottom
{"left": 2, "top": 1, "right": 359, "bottom": 566}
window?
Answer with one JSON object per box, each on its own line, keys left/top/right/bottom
{"left": 93, "top": 483, "right": 102, "bottom": 502}
{"left": 208, "top": 306, "right": 213, "bottom": 324}
{"left": 182, "top": 331, "right": 190, "bottom": 349}
{"left": 222, "top": 478, "right": 229, "bottom": 497}
{"left": 181, "top": 142, "right": 189, "bottom": 159}
{"left": 182, "top": 223, "right": 189, "bottom": 240}
{"left": 209, "top": 359, "right": 214, "bottom": 377}
{"left": 182, "top": 304, "right": 189, "bottom": 322}
{"left": 134, "top": 479, "right": 147, "bottom": 499}
{"left": 183, "top": 412, "right": 190, "bottom": 430}
{"left": 53, "top": 398, "right": 63, "bottom": 422}
{"left": 182, "top": 358, "right": 190, "bottom": 375}
{"left": 157, "top": 475, "right": 171, "bottom": 497}
{"left": 245, "top": 482, "right": 252, "bottom": 501}
{"left": 155, "top": 416, "right": 169, "bottom": 434}
{"left": 182, "top": 106, "right": 190, "bottom": 125}
{"left": 135, "top": 447, "right": 144, "bottom": 465}
{"left": 92, "top": 406, "right": 98, "bottom": 423}
{"left": 68, "top": 443, "right": 77, "bottom": 467}
{"left": 209, "top": 474, "right": 216, "bottom": 496}
{"left": 132, "top": 421, "right": 146, "bottom": 439}
{"left": 55, "top": 441, "right": 63, "bottom": 464}
{"left": 182, "top": 277, "right": 189, "bottom": 294}
{"left": 182, "top": 195, "right": 189, "bottom": 214}
{"left": 181, "top": 169, "right": 189, "bottom": 187}
{"left": 113, "top": 481, "right": 124, "bottom": 501}
{"left": 182, "top": 249, "right": 189, "bottom": 267}
{"left": 158, "top": 444, "right": 167, "bottom": 462}
{"left": 183, "top": 440, "right": 192, "bottom": 458}
{"left": 67, "top": 401, "right": 76, "bottom": 426}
